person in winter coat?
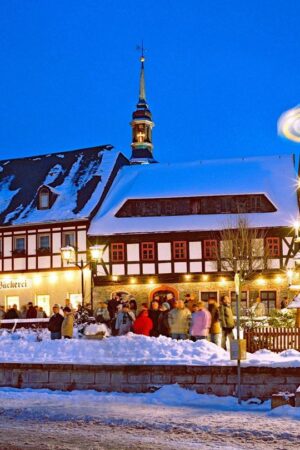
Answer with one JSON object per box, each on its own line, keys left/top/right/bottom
{"left": 94, "top": 301, "right": 110, "bottom": 324}
{"left": 219, "top": 295, "right": 235, "bottom": 350}
{"left": 61, "top": 306, "right": 74, "bottom": 339}
{"left": 108, "top": 294, "right": 121, "bottom": 320}
{"left": 148, "top": 301, "right": 160, "bottom": 337}
{"left": 26, "top": 302, "right": 37, "bottom": 319}
{"left": 208, "top": 298, "right": 221, "bottom": 346}
{"left": 20, "top": 305, "right": 27, "bottom": 319}
{"left": 129, "top": 298, "right": 137, "bottom": 315}
{"left": 108, "top": 294, "right": 121, "bottom": 335}
{"left": 133, "top": 310, "right": 153, "bottom": 336}
{"left": 158, "top": 302, "right": 170, "bottom": 337}
{"left": 0, "top": 305, "right": 5, "bottom": 320}
{"left": 5, "top": 306, "right": 19, "bottom": 320}
{"left": 115, "top": 304, "right": 135, "bottom": 336}
{"left": 168, "top": 300, "right": 191, "bottom": 339}
{"left": 37, "top": 307, "right": 47, "bottom": 318}
{"left": 190, "top": 301, "right": 211, "bottom": 341}
{"left": 48, "top": 304, "right": 64, "bottom": 340}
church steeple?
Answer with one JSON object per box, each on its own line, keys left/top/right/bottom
{"left": 130, "top": 48, "right": 157, "bottom": 164}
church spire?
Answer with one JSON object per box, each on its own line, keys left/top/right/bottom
{"left": 138, "top": 49, "right": 146, "bottom": 103}
{"left": 130, "top": 46, "right": 157, "bottom": 164}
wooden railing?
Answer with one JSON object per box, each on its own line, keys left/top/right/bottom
{"left": 244, "top": 327, "right": 300, "bottom": 353}
{"left": 0, "top": 318, "right": 49, "bottom": 331}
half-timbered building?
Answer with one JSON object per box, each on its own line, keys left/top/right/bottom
{"left": 89, "top": 55, "right": 300, "bottom": 313}
{"left": 0, "top": 145, "right": 128, "bottom": 313}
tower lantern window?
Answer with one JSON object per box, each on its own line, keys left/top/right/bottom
{"left": 137, "top": 130, "right": 145, "bottom": 142}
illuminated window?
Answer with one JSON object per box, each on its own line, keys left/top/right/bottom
{"left": 265, "top": 237, "right": 280, "bottom": 257}
{"left": 200, "top": 291, "right": 218, "bottom": 302}
{"left": 230, "top": 291, "right": 248, "bottom": 312}
{"left": 173, "top": 241, "right": 187, "bottom": 260}
{"left": 260, "top": 290, "right": 276, "bottom": 314}
{"left": 111, "top": 243, "right": 125, "bottom": 262}
{"left": 141, "top": 242, "right": 155, "bottom": 261}
{"left": 203, "top": 240, "right": 218, "bottom": 259}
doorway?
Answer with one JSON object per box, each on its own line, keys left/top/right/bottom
{"left": 149, "top": 285, "right": 179, "bottom": 304}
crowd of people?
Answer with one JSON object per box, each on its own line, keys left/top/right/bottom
{"left": 92, "top": 293, "right": 236, "bottom": 350}
{"left": 0, "top": 302, "right": 47, "bottom": 320}
{"left": 1, "top": 293, "right": 287, "bottom": 349}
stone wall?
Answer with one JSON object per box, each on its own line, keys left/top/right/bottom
{"left": 93, "top": 279, "right": 289, "bottom": 309}
{"left": 1, "top": 363, "right": 300, "bottom": 400}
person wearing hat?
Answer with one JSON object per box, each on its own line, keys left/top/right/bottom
{"left": 48, "top": 304, "right": 64, "bottom": 340}
{"left": 158, "top": 302, "right": 171, "bottom": 337}
{"left": 61, "top": 306, "right": 74, "bottom": 339}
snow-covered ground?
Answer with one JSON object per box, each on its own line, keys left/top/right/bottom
{"left": 1, "top": 329, "right": 300, "bottom": 367}
{"left": 0, "top": 385, "right": 299, "bottom": 449}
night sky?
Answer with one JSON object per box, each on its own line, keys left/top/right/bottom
{"left": 0, "top": 0, "right": 300, "bottom": 164}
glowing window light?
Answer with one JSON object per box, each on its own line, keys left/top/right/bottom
{"left": 33, "top": 276, "right": 42, "bottom": 286}
{"left": 64, "top": 271, "right": 74, "bottom": 281}
{"left": 49, "top": 273, "right": 58, "bottom": 284}
{"left": 219, "top": 277, "right": 227, "bottom": 286}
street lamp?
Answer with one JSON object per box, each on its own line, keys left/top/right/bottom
{"left": 61, "top": 244, "right": 103, "bottom": 309}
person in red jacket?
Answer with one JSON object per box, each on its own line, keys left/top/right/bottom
{"left": 132, "top": 310, "right": 153, "bottom": 336}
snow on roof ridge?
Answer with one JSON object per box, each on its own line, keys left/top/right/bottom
{"left": 0, "top": 144, "right": 114, "bottom": 164}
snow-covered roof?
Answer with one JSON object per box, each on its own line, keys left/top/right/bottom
{"left": 0, "top": 145, "right": 127, "bottom": 226}
{"left": 89, "top": 154, "right": 299, "bottom": 235}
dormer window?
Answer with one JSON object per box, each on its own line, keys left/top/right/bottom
{"left": 38, "top": 187, "right": 50, "bottom": 210}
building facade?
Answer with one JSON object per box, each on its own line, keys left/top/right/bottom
{"left": 89, "top": 56, "right": 300, "bottom": 313}
{"left": 0, "top": 145, "right": 128, "bottom": 313}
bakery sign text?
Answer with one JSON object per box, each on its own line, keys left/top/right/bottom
{"left": 0, "top": 279, "right": 32, "bottom": 290}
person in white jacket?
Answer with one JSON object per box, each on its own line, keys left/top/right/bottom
{"left": 115, "top": 303, "right": 135, "bottom": 336}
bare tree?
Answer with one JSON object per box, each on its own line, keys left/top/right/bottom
{"left": 218, "top": 216, "right": 268, "bottom": 282}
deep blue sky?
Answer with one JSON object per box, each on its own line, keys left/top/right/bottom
{"left": 0, "top": 0, "right": 300, "bottom": 163}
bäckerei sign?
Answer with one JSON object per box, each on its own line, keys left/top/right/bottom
{"left": 0, "top": 279, "right": 32, "bottom": 290}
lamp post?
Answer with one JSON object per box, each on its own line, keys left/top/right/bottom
{"left": 61, "top": 245, "right": 102, "bottom": 310}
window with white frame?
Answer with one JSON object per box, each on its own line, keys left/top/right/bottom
{"left": 62, "top": 231, "right": 75, "bottom": 247}
{"left": 14, "top": 236, "right": 26, "bottom": 252}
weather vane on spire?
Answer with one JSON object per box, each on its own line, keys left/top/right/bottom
{"left": 136, "top": 41, "right": 145, "bottom": 63}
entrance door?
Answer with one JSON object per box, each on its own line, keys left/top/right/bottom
{"left": 5, "top": 296, "right": 20, "bottom": 310}
{"left": 150, "top": 286, "right": 179, "bottom": 305}
{"left": 36, "top": 295, "right": 50, "bottom": 317}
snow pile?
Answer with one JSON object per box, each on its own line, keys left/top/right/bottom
{"left": 1, "top": 330, "right": 300, "bottom": 366}
{"left": 83, "top": 323, "right": 111, "bottom": 337}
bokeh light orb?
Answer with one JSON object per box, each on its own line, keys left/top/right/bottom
{"left": 278, "top": 105, "right": 300, "bottom": 143}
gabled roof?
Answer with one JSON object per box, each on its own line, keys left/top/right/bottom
{"left": 89, "top": 154, "right": 299, "bottom": 235}
{"left": 0, "top": 145, "right": 128, "bottom": 226}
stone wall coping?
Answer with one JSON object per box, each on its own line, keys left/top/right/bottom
{"left": 1, "top": 362, "right": 300, "bottom": 375}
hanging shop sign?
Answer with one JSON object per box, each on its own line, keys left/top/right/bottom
{"left": 0, "top": 279, "right": 32, "bottom": 290}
